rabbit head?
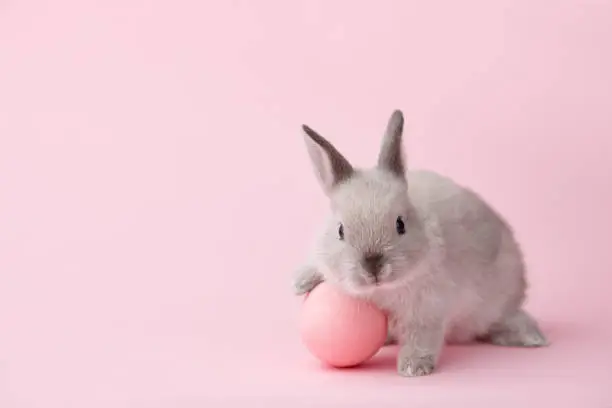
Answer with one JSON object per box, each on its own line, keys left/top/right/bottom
{"left": 302, "top": 110, "right": 429, "bottom": 294}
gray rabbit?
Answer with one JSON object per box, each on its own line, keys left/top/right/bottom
{"left": 293, "top": 110, "right": 548, "bottom": 377}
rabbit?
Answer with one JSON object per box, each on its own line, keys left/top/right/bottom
{"left": 292, "top": 109, "right": 548, "bottom": 377}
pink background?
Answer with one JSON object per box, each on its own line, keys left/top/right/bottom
{"left": 1, "top": 0, "right": 612, "bottom": 406}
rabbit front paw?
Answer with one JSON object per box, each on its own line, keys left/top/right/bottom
{"left": 395, "top": 321, "right": 444, "bottom": 377}
{"left": 397, "top": 353, "right": 436, "bottom": 377}
{"left": 292, "top": 265, "right": 323, "bottom": 295}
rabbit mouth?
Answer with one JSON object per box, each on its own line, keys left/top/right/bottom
{"left": 352, "top": 276, "right": 401, "bottom": 295}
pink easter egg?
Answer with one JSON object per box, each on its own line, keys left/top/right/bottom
{"left": 300, "top": 282, "right": 388, "bottom": 368}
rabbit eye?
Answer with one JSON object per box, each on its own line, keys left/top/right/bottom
{"left": 338, "top": 223, "right": 344, "bottom": 240}
{"left": 396, "top": 216, "right": 406, "bottom": 235}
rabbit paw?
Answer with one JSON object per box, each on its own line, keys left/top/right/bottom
{"left": 397, "top": 354, "right": 436, "bottom": 377}
{"left": 482, "top": 308, "right": 549, "bottom": 348}
{"left": 292, "top": 265, "right": 323, "bottom": 295}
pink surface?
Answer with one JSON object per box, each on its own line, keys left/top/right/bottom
{"left": 1, "top": 0, "right": 612, "bottom": 406}
{"left": 300, "top": 282, "right": 387, "bottom": 368}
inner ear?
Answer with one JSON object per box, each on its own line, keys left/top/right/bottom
{"left": 302, "top": 125, "right": 354, "bottom": 195}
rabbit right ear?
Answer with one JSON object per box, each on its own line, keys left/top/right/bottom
{"left": 302, "top": 125, "right": 354, "bottom": 196}
{"left": 377, "top": 110, "right": 406, "bottom": 179}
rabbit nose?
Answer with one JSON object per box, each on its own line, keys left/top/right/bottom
{"left": 362, "top": 253, "right": 384, "bottom": 277}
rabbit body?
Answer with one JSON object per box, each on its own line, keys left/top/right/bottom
{"left": 293, "top": 110, "right": 548, "bottom": 377}
{"left": 366, "top": 169, "right": 528, "bottom": 344}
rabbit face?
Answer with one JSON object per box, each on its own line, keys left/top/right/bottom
{"left": 316, "top": 170, "right": 429, "bottom": 293}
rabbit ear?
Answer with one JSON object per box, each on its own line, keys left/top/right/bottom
{"left": 302, "top": 124, "right": 354, "bottom": 195}
{"left": 377, "top": 109, "right": 406, "bottom": 179}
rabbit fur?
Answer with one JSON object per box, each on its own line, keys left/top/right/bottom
{"left": 293, "top": 110, "right": 548, "bottom": 377}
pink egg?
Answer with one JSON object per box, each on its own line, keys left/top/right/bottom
{"left": 299, "top": 282, "right": 388, "bottom": 368}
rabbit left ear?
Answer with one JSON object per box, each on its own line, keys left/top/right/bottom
{"left": 302, "top": 124, "right": 354, "bottom": 196}
{"left": 377, "top": 110, "right": 406, "bottom": 179}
